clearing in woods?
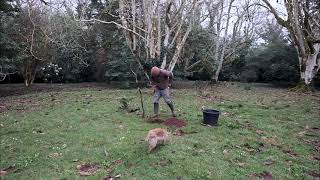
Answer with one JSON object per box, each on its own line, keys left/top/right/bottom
{"left": 0, "top": 82, "right": 319, "bottom": 179}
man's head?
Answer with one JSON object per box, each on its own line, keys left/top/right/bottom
{"left": 151, "top": 66, "right": 160, "bottom": 77}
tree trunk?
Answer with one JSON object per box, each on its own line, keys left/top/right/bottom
{"left": 131, "top": 0, "right": 137, "bottom": 51}
{"left": 156, "top": 1, "right": 161, "bottom": 57}
{"left": 161, "top": 1, "right": 172, "bottom": 69}
{"left": 167, "top": 0, "right": 198, "bottom": 72}
{"left": 168, "top": 20, "right": 193, "bottom": 72}
{"left": 261, "top": 0, "right": 320, "bottom": 86}
{"left": 161, "top": 24, "right": 170, "bottom": 69}
{"left": 22, "top": 58, "right": 39, "bottom": 87}
{"left": 212, "top": 0, "right": 234, "bottom": 82}
{"left": 300, "top": 43, "right": 320, "bottom": 85}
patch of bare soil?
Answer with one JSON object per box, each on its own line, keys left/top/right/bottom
{"left": 76, "top": 163, "right": 100, "bottom": 176}
{"left": 162, "top": 118, "right": 187, "bottom": 128}
{"left": 0, "top": 97, "right": 46, "bottom": 114}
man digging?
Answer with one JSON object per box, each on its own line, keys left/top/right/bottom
{"left": 151, "top": 66, "right": 176, "bottom": 118}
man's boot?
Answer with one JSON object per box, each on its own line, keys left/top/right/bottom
{"left": 167, "top": 103, "right": 176, "bottom": 117}
{"left": 153, "top": 103, "right": 159, "bottom": 118}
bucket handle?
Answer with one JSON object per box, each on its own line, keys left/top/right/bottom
{"left": 201, "top": 106, "right": 221, "bottom": 114}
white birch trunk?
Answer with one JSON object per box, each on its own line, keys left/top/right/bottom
{"left": 261, "top": 0, "right": 320, "bottom": 86}
{"left": 300, "top": 43, "right": 320, "bottom": 84}
{"left": 212, "top": 0, "right": 234, "bottom": 82}
{"left": 131, "top": 0, "right": 136, "bottom": 51}
{"left": 160, "top": 1, "right": 171, "bottom": 69}
{"left": 168, "top": 24, "right": 193, "bottom": 72}
{"left": 213, "top": 1, "right": 224, "bottom": 67}
{"left": 168, "top": 1, "right": 198, "bottom": 72}
{"left": 119, "top": 0, "right": 131, "bottom": 48}
{"left": 156, "top": 0, "right": 161, "bottom": 57}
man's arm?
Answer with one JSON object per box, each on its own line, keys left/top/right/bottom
{"left": 150, "top": 76, "right": 157, "bottom": 92}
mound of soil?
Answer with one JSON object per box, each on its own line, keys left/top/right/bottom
{"left": 162, "top": 118, "right": 187, "bottom": 128}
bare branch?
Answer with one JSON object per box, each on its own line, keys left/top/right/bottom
{"left": 259, "top": 0, "right": 288, "bottom": 27}
{"left": 78, "top": 18, "right": 147, "bottom": 41}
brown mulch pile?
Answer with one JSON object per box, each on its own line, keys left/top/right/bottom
{"left": 162, "top": 118, "right": 187, "bottom": 128}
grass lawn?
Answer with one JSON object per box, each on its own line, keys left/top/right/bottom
{"left": 0, "top": 83, "right": 319, "bottom": 179}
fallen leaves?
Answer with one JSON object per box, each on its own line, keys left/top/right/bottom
{"left": 263, "top": 158, "right": 275, "bottom": 166}
{"left": 249, "top": 171, "right": 273, "bottom": 180}
{"left": 173, "top": 129, "right": 184, "bottom": 136}
{"left": 223, "top": 149, "right": 230, "bottom": 155}
{"left": 256, "top": 130, "right": 267, "bottom": 135}
{"left": 260, "top": 137, "right": 280, "bottom": 147}
{"left": 297, "top": 131, "right": 306, "bottom": 137}
{"left": 49, "top": 152, "right": 62, "bottom": 159}
{"left": 308, "top": 170, "right": 320, "bottom": 179}
{"left": 126, "top": 162, "right": 133, "bottom": 169}
{"left": 0, "top": 105, "right": 7, "bottom": 113}
{"left": 198, "top": 95, "right": 225, "bottom": 103}
{"left": 282, "top": 149, "right": 298, "bottom": 157}
{"left": 244, "top": 120, "right": 254, "bottom": 130}
{"left": 103, "top": 174, "right": 121, "bottom": 180}
{"left": 152, "top": 159, "right": 172, "bottom": 167}
{"left": 32, "top": 129, "right": 44, "bottom": 134}
{"left": 235, "top": 162, "right": 246, "bottom": 167}
{"left": 145, "top": 117, "right": 164, "bottom": 123}
{"left": 299, "top": 125, "right": 320, "bottom": 137}
{"left": 304, "top": 140, "right": 320, "bottom": 152}
{"left": 240, "top": 142, "right": 264, "bottom": 154}
{"left": 118, "top": 125, "right": 124, "bottom": 130}
{"left": 104, "top": 159, "right": 124, "bottom": 175}
{"left": 221, "top": 112, "right": 234, "bottom": 117}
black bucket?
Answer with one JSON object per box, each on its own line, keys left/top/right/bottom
{"left": 202, "top": 109, "right": 220, "bottom": 126}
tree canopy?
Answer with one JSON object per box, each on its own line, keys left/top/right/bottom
{"left": 0, "top": 0, "right": 319, "bottom": 86}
